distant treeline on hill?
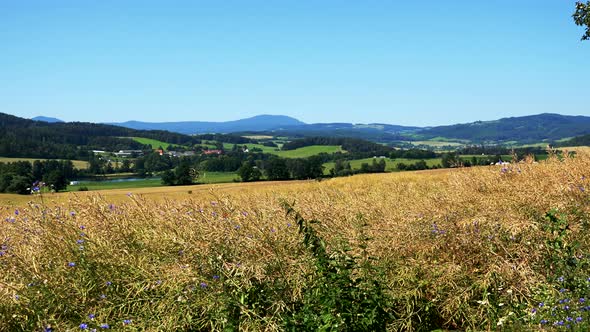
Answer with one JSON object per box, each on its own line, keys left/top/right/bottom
{"left": 0, "top": 112, "right": 259, "bottom": 160}
{"left": 558, "top": 134, "right": 590, "bottom": 147}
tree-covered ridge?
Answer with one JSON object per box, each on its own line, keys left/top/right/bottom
{"left": 416, "top": 113, "right": 590, "bottom": 143}
{"left": 559, "top": 134, "right": 590, "bottom": 147}
{"left": 0, "top": 113, "right": 257, "bottom": 159}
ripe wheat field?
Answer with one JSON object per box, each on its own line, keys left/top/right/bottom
{"left": 1, "top": 153, "right": 590, "bottom": 331}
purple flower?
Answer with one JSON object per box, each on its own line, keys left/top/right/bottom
{"left": 88, "top": 313, "right": 95, "bottom": 319}
{"left": 123, "top": 319, "right": 131, "bottom": 325}
{"left": 108, "top": 204, "right": 115, "bottom": 210}
{"left": 580, "top": 298, "right": 586, "bottom": 303}
{"left": 577, "top": 317, "right": 583, "bottom": 323}
{"left": 241, "top": 211, "right": 248, "bottom": 216}
{"left": 559, "top": 288, "right": 567, "bottom": 293}
{"left": 77, "top": 239, "right": 85, "bottom": 244}
{"left": 539, "top": 302, "right": 545, "bottom": 307}
{"left": 14, "top": 210, "right": 19, "bottom": 215}
{"left": 44, "top": 326, "right": 53, "bottom": 332}
{"left": 100, "top": 294, "right": 106, "bottom": 299}
{"left": 567, "top": 316, "right": 573, "bottom": 322}
{"left": 79, "top": 225, "right": 85, "bottom": 229}
{"left": 68, "top": 262, "right": 76, "bottom": 267}
{"left": 200, "top": 282, "right": 207, "bottom": 288}
{"left": 100, "top": 324, "right": 109, "bottom": 329}
{"left": 531, "top": 308, "right": 537, "bottom": 314}
{"left": 557, "top": 276, "right": 565, "bottom": 282}
{"left": 79, "top": 323, "right": 88, "bottom": 330}
{"left": 213, "top": 275, "right": 220, "bottom": 280}
{"left": 564, "top": 305, "right": 570, "bottom": 311}
{"left": 540, "top": 319, "right": 548, "bottom": 324}
{"left": 70, "top": 211, "right": 76, "bottom": 216}
{"left": 106, "top": 281, "right": 112, "bottom": 286}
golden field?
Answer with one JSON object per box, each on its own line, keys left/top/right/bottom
{"left": 1, "top": 153, "right": 590, "bottom": 331}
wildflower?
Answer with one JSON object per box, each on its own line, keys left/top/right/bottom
{"left": 200, "top": 282, "right": 207, "bottom": 288}
{"left": 108, "top": 204, "right": 115, "bottom": 210}
{"left": 531, "top": 308, "right": 537, "bottom": 314}
{"left": 213, "top": 275, "right": 220, "bottom": 280}
{"left": 580, "top": 186, "right": 585, "bottom": 192}
{"left": 44, "top": 326, "right": 53, "bottom": 332}
{"left": 564, "top": 305, "right": 570, "bottom": 311}
{"left": 79, "top": 225, "right": 85, "bottom": 229}
{"left": 539, "top": 302, "right": 545, "bottom": 307}
{"left": 540, "top": 319, "right": 548, "bottom": 324}
{"left": 77, "top": 239, "right": 85, "bottom": 244}
{"left": 241, "top": 211, "right": 248, "bottom": 216}
{"left": 70, "top": 211, "right": 76, "bottom": 216}
{"left": 106, "top": 281, "right": 112, "bottom": 286}
{"left": 211, "top": 201, "right": 217, "bottom": 206}
{"left": 14, "top": 295, "right": 19, "bottom": 300}
{"left": 123, "top": 319, "right": 131, "bottom": 325}
{"left": 68, "top": 262, "right": 76, "bottom": 267}
{"left": 80, "top": 323, "right": 88, "bottom": 330}
{"left": 558, "top": 276, "right": 565, "bottom": 282}
{"left": 577, "top": 317, "right": 583, "bottom": 323}
{"left": 559, "top": 288, "right": 567, "bottom": 293}
{"left": 155, "top": 280, "right": 162, "bottom": 285}
{"left": 100, "top": 294, "right": 106, "bottom": 299}
{"left": 567, "top": 316, "right": 573, "bottom": 322}
{"left": 14, "top": 210, "right": 19, "bottom": 215}
{"left": 287, "top": 223, "right": 292, "bottom": 227}
{"left": 89, "top": 313, "right": 95, "bottom": 319}
{"left": 580, "top": 298, "right": 586, "bottom": 303}
{"left": 100, "top": 324, "right": 109, "bottom": 329}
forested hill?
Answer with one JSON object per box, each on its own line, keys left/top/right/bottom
{"left": 416, "top": 113, "right": 590, "bottom": 143}
{"left": 0, "top": 113, "right": 203, "bottom": 159}
{"left": 559, "top": 134, "right": 590, "bottom": 147}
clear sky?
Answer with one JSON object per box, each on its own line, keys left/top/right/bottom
{"left": 0, "top": 1, "right": 588, "bottom": 126}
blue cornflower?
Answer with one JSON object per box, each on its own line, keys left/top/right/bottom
{"left": 559, "top": 288, "right": 567, "bottom": 293}
{"left": 540, "top": 319, "right": 548, "bottom": 324}
{"left": 213, "top": 275, "right": 220, "bottom": 280}
{"left": 88, "top": 313, "right": 95, "bottom": 319}
{"left": 123, "top": 319, "right": 131, "bottom": 325}
{"left": 531, "top": 308, "right": 537, "bottom": 314}
{"left": 577, "top": 317, "right": 583, "bottom": 323}
{"left": 580, "top": 298, "right": 586, "bottom": 303}
{"left": 564, "top": 305, "right": 570, "bottom": 311}
{"left": 68, "top": 262, "right": 76, "bottom": 267}
{"left": 557, "top": 276, "right": 565, "bottom": 282}
{"left": 539, "top": 302, "right": 545, "bottom": 307}
{"left": 14, "top": 210, "right": 19, "bottom": 215}
{"left": 106, "top": 281, "right": 112, "bottom": 286}
{"left": 567, "top": 317, "right": 574, "bottom": 322}
{"left": 200, "top": 282, "right": 208, "bottom": 288}
{"left": 79, "top": 323, "right": 88, "bottom": 330}
{"left": 44, "top": 326, "right": 53, "bottom": 332}
{"left": 100, "top": 324, "right": 109, "bottom": 329}
{"left": 79, "top": 225, "right": 85, "bottom": 229}
{"left": 77, "top": 239, "right": 85, "bottom": 244}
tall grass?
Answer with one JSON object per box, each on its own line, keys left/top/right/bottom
{"left": 1, "top": 152, "right": 590, "bottom": 330}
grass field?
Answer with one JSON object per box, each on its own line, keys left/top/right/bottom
{"left": 222, "top": 143, "right": 343, "bottom": 158}
{"left": 2, "top": 154, "right": 590, "bottom": 330}
{"left": 65, "top": 172, "right": 238, "bottom": 192}
{"left": 130, "top": 137, "right": 186, "bottom": 150}
{"left": 0, "top": 157, "right": 89, "bottom": 169}
{"left": 323, "top": 157, "right": 442, "bottom": 173}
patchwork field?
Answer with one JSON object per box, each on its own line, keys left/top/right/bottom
{"left": 0, "top": 157, "right": 89, "bottom": 169}
{"left": 2, "top": 154, "right": 590, "bottom": 330}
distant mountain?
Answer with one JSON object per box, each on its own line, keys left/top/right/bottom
{"left": 415, "top": 113, "right": 590, "bottom": 143}
{"left": 32, "top": 116, "right": 64, "bottom": 123}
{"left": 110, "top": 115, "right": 306, "bottom": 134}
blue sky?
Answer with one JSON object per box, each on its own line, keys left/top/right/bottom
{"left": 0, "top": 1, "right": 588, "bottom": 126}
